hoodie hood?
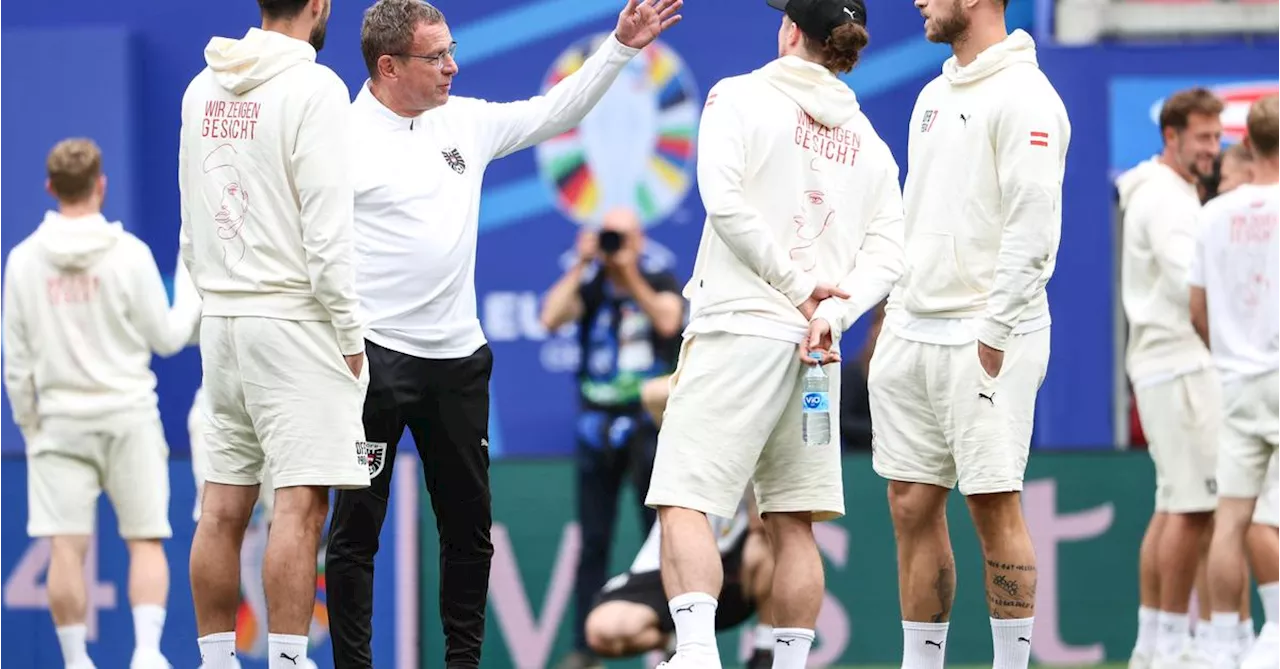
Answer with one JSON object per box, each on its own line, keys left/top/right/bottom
{"left": 758, "top": 56, "right": 861, "bottom": 128}
{"left": 1116, "top": 156, "right": 1197, "bottom": 211}
{"left": 34, "top": 211, "right": 125, "bottom": 271}
{"left": 942, "top": 29, "right": 1038, "bottom": 86}
{"left": 204, "top": 28, "right": 317, "bottom": 95}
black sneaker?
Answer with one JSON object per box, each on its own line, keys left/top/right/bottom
{"left": 746, "top": 649, "right": 774, "bottom": 669}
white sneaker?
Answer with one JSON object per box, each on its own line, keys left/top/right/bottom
{"left": 130, "top": 648, "right": 172, "bottom": 669}
{"left": 1130, "top": 648, "right": 1154, "bottom": 669}
{"left": 656, "top": 651, "right": 722, "bottom": 669}
{"left": 1241, "top": 622, "right": 1278, "bottom": 669}
{"left": 1153, "top": 646, "right": 1215, "bottom": 669}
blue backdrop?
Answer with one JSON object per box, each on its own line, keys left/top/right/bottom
{"left": 1, "top": 1, "right": 1277, "bottom": 460}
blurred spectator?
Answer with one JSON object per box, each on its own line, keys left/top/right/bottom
{"left": 540, "top": 207, "right": 685, "bottom": 669}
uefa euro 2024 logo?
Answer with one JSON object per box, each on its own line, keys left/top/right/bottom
{"left": 534, "top": 33, "right": 701, "bottom": 229}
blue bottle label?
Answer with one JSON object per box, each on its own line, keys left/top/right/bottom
{"left": 802, "top": 391, "right": 829, "bottom": 413}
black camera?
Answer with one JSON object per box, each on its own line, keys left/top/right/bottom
{"left": 598, "top": 230, "right": 624, "bottom": 255}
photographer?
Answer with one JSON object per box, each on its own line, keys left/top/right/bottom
{"left": 540, "top": 206, "right": 684, "bottom": 669}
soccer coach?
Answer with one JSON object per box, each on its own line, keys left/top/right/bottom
{"left": 325, "top": 1, "right": 683, "bottom": 667}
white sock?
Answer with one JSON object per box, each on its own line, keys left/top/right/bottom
{"left": 197, "top": 632, "right": 239, "bottom": 669}
{"left": 1136, "top": 606, "right": 1159, "bottom": 655}
{"left": 902, "top": 621, "right": 949, "bottom": 669}
{"left": 268, "top": 634, "right": 309, "bottom": 668}
{"left": 991, "top": 617, "right": 1034, "bottom": 669}
{"left": 1157, "top": 612, "right": 1190, "bottom": 657}
{"left": 772, "top": 628, "right": 815, "bottom": 669}
{"left": 56, "top": 624, "right": 90, "bottom": 666}
{"left": 1261, "top": 582, "right": 1279, "bottom": 626}
{"left": 668, "top": 592, "right": 719, "bottom": 661}
{"left": 133, "top": 605, "right": 166, "bottom": 653}
{"left": 1194, "top": 618, "right": 1214, "bottom": 655}
{"left": 1212, "top": 613, "right": 1240, "bottom": 654}
{"left": 753, "top": 623, "right": 773, "bottom": 650}
{"left": 1238, "top": 618, "right": 1256, "bottom": 646}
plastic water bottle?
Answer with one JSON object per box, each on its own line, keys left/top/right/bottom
{"left": 802, "top": 352, "right": 831, "bottom": 447}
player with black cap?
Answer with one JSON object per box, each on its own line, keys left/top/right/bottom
{"left": 643, "top": 1, "right": 906, "bottom": 668}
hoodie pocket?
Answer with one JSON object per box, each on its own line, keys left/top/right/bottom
{"left": 902, "top": 232, "right": 983, "bottom": 313}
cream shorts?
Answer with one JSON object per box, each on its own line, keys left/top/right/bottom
{"left": 27, "top": 416, "right": 172, "bottom": 540}
{"left": 645, "top": 332, "right": 844, "bottom": 522}
{"left": 1252, "top": 453, "right": 1279, "bottom": 527}
{"left": 1134, "top": 368, "right": 1222, "bottom": 513}
{"left": 1218, "top": 371, "right": 1279, "bottom": 501}
{"left": 190, "top": 385, "right": 274, "bottom": 522}
{"left": 199, "top": 316, "right": 371, "bottom": 491}
{"left": 868, "top": 327, "right": 1051, "bottom": 495}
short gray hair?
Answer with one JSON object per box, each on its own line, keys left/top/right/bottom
{"left": 361, "top": 0, "right": 446, "bottom": 79}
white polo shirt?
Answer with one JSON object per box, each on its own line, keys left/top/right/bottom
{"left": 350, "top": 33, "right": 639, "bottom": 360}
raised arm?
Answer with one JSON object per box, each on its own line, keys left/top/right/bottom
{"left": 475, "top": 0, "right": 681, "bottom": 160}
{"left": 975, "top": 95, "right": 1070, "bottom": 352}
{"left": 294, "top": 77, "right": 364, "bottom": 356}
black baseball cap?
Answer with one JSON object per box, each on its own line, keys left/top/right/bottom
{"left": 767, "top": 0, "right": 868, "bottom": 41}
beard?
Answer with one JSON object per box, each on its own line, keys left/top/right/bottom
{"left": 309, "top": 21, "right": 328, "bottom": 52}
{"left": 925, "top": 0, "right": 970, "bottom": 44}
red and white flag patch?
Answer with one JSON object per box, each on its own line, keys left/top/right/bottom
{"left": 1030, "top": 131, "right": 1049, "bottom": 147}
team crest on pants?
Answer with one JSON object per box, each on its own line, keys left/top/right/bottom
{"left": 356, "top": 441, "right": 387, "bottom": 478}
{"left": 441, "top": 147, "right": 466, "bottom": 174}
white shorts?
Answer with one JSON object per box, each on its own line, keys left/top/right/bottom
{"left": 1218, "top": 370, "right": 1279, "bottom": 501}
{"left": 645, "top": 332, "right": 844, "bottom": 522}
{"left": 1134, "top": 368, "right": 1221, "bottom": 513}
{"left": 868, "top": 327, "right": 1051, "bottom": 495}
{"left": 199, "top": 316, "right": 371, "bottom": 491}
{"left": 27, "top": 416, "right": 172, "bottom": 540}
{"left": 189, "top": 386, "right": 274, "bottom": 522}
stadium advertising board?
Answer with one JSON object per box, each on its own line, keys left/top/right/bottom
{"left": 0, "top": 455, "right": 418, "bottom": 669}
{"left": 420, "top": 453, "right": 1251, "bottom": 667}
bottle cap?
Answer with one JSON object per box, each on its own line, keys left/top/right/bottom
{"left": 809, "top": 351, "right": 824, "bottom": 361}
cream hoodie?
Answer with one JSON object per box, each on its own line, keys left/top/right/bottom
{"left": 3, "top": 212, "right": 198, "bottom": 432}
{"left": 1118, "top": 157, "right": 1212, "bottom": 384}
{"left": 892, "top": 30, "right": 1070, "bottom": 350}
{"left": 179, "top": 28, "right": 363, "bottom": 354}
{"left": 683, "top": 56, "right": 906, "bottom": 345}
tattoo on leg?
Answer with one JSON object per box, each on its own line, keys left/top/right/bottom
{"left": 984, "top": 561, "right": 1037, "bottom": 618}
{"left": 930, "top": 554, "right": 956, "bottom": 623}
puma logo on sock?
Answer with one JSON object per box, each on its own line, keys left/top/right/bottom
{"left": 1018, "top": 637, "right": 1031, "bottom": 644}
{"left": 674, "top": 605, "right": 695, "bottom": 614}
{"left": 279, "top": 653, "right": 299, "bottom": 665}
{"left": 924, "top": 639, "right": 944, "bottom": 649}
{"left": 777, "top": 638, "right": 794, "bottom": 646}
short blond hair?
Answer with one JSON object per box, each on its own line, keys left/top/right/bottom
{"left": 47, "top": 138, "right": 102, "bottom": 203}
{"left": 1247, "top": 94, "right": 1279, "bottom": 158}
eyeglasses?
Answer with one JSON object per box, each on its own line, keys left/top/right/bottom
{"left": 394, "top": 41, "right": 457, "bottom": 71}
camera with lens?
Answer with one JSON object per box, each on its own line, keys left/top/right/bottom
{"left": 598, "top": 230, "right": 624, "bottom": 256}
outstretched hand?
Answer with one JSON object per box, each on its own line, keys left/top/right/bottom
{"left": 615, "top": 0, "right": 683, "bottom": 49}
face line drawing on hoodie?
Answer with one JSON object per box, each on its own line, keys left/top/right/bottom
{"left": 789, "top": 188, "right": 835, "bottom": 271}
{"left": 202, "top": 142, "right": 250, "bottom": 276}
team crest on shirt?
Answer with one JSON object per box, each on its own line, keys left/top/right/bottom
{"left": 356, "top": 441, "right": 387, "bottom": 478}
{"left": 441, "top": 146, "right": 467, "bottom": 174}
{"left": 920, "top": 109, "right": 939, "bottom": 133}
